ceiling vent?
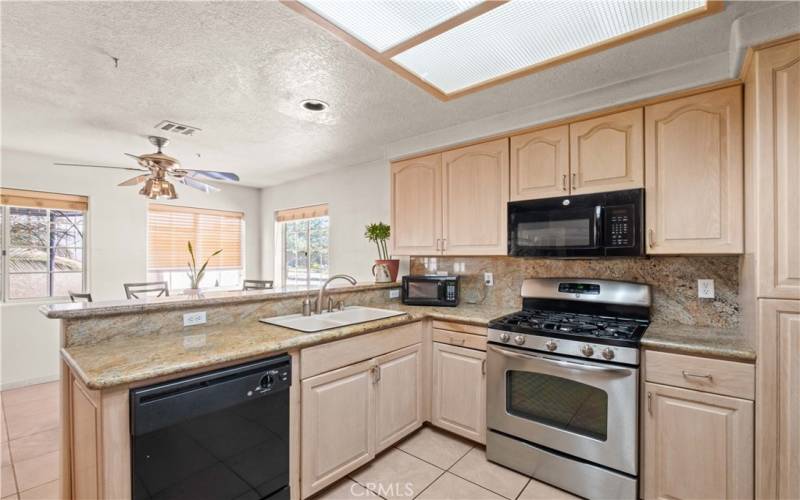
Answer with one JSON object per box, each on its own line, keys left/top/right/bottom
{"left": 154, "top": 120, "right": 201, "bottom": 136}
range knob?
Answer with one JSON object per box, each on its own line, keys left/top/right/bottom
{"left": 514, "top": 335, "right": 526, "bottom": 345}
{"left": 545, "top": 340, "right": 558, "bottom": 352}
{"left": 602, "top": 348, "right": 615, "bottom": 360}
{"left": 581, "top": 344, "right": 594, "bottom": 357}
{"left": 259, "top": 374, "right": 274, "bottom": 389}
{"left": 499, "top": 333, "right": 510, "bottom": 343}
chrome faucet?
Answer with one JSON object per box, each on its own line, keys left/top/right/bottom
{"left": 316, "top": 274, "right": 357, "bottom": 314}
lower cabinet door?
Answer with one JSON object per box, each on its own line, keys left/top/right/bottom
{"left": 301, "top": 360, "right": 374, "bottom": 498}
{"left": 374, "top": 344, "right": 423, "bottom": 451}
{"left": 432, "top": 343, "right": 486, "bottom": 443}
{"left": 644, "top": 382, "right": 753, "bottom": 500}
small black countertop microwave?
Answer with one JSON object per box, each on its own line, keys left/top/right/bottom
{"left": 402, "top": 275, "right": 459, "bottom": 307}
{"left": 508, "top": 188, "right": 644, "bottom": 258}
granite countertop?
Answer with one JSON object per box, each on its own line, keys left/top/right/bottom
{"left": 62, "top": 302, "right": 516, "bottom": 390}
{"left": 41, "top": 282, "right": 400, "bottom": 319}
{"left": 642, "top": 322, "right": 755, "bottom": 362}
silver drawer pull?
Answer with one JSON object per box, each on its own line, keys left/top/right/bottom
{"left": 682, "top": 370, "right": 713, "bottom": 381}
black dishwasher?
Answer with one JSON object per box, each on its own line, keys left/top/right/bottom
{"left": 131, "top": 354, "right": 291, "bottom": 500}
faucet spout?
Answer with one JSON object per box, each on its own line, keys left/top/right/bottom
{"left": 316, "top": 274, "right": 357, "bottom": 314}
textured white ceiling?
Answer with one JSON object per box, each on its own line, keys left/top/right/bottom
{"left": 0, "top": 1, "right": 782, "bottom": 187}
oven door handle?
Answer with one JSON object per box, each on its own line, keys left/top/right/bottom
{"left": 488, "top": 345, "right": 632, "bottom": 374}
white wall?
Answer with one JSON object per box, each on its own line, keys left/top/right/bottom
{"left": 261, "top": 159, "right": 408, "bottom": 284}
{"left": 0, "top": 148, "right": 262, "bottom": 389}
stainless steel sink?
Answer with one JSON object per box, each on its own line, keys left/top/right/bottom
{"left": 259, "top": 306, "right": 406, "bottom": 333}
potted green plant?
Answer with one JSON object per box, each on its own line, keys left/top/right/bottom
{"left": 364, "top": 222, "right": 399, "bottom": 282}
{"left": 185, "top": 241, "right": 222, "bottom": 294}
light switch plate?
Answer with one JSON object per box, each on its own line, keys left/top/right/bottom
{"left": 484, "top": 272, "right": 494, "bottom": 286}
{"left": 183, "top": 311, "right": 207, "bottom": 326}
{"left": 697, "top": 279, "right": 715, "bottom": 299}
{"left": 388, "top": 289, "right": 400, "bottom": 299}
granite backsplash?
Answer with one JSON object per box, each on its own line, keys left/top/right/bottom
{"left": 410, "top": 256, "right": 740, "bottom": 328}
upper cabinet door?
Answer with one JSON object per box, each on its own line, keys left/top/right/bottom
{"left": 569, "top": 108, "right": 644, "bottom": 195}
{"left": 749, "top": 41, "right": 800, "bottom": 299}
{"left": 390, "top": 154, "right": 442, "bottom": 256}
{"left": 510, "top": 125, "right": 570, "bottom": 201}
{"left": 645, "top": 86, "right": 743, "bottom": 254}
{"left": 442, "top": 138, "right": 509, "bottom": 255}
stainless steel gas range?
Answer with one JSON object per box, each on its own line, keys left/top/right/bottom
{"left": 485, "top": 278, "right": 651, "bottom": 500}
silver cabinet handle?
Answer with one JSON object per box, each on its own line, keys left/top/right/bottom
{"left": 435, "top": 238, "right": 441, "bottom": 251}
{"left": 571, "top": 173, "right": 577, "bottom": 190}
{"left": 561, "top": 174, "right": 567, "bottom": 191}
{"left": 482, "top": 359, "right": 486, "bottom": 375}
{"left": 442, "top": 238, "right": 447, "bottom": 253}
{"left": 648, "top": 229, "right": 655, "bottom": 248}
{"left": 647, "top": 392, "right": 652, "bottom": 415}
{"left": 371, "top": 366, "right": 382, "bottom": 384}
{"left": 682, "top": 370, "right": 713, "bottom": 381}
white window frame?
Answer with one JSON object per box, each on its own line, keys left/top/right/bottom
{"left": 0, "top": 205, "right": 88, "bottom": 303}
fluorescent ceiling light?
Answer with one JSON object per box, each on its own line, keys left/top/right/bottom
{"left": 297, "top": 0, "right": 483, "bottom": 52}
{"left": 392, "top": 0, "right": 707, "bottom": 94}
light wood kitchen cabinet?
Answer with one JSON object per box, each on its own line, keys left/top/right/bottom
{"left": 644, "top": 86, "right": 743, "bottom": 254}
{"left": 441, "top": 138, "right": 509, "bottom": 255}
{"left": 431, "top": 342, "right": 486, "bottom": 443}
{"left": 390, "top": 153, "right": 442, "bottom": 255}
{"left": 744, "top": 39, "right": 800, "bottom": 300}
{"left": 643, "top": 382, "right": 754, "bottom": 500}
{"left": 569, "top": 108, "right": 644, "bottom": 195}
{"left": 756, "top": 299, "right": 800, "bottom": 500}
{"left": 301, "top": 340, "right": 424, "bottom": 497}
{"left": 374, "top": 344, "right": 423, "bottom": 451}
{"left": 301, "top": 359, "right": 375, "bottom": 497}
{"left": 510, "top": 125, "right": 570, "bottom": 200}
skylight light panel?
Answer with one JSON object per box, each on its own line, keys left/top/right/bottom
{"left": 391, "top": 0, "right": 708, "bottom": 94}
{"left": 297, "top": 0, "right": 483, "bottom": 52}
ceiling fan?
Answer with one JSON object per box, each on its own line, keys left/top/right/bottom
{"left": 54, "top": 136, "right": 241, "bottom": 200}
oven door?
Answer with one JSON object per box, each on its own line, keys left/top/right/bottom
{"left": 487, "top": 344, "right": 638, "bottom": 475}
{"left": 508, "top": 202, "right": 603, "bottom": 257}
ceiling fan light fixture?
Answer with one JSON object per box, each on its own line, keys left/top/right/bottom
{"left": 139, "top": 178, "right": 178, "bottom": 200}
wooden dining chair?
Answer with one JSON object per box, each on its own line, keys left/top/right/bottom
{"left": 69, "top": 291, "right": 93, "bottom": 303}
{"left": 243, "top": 279, "right": 274, "bottom": 291}
{"left": 124, "top": 281, "right": 169, "bottom": 299}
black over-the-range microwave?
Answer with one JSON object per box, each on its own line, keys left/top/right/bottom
{"left": 508, "top": 188, "right": 645, "bottom": 258}
{"left": 401, "top": 275, "right": 459, "bottom": 307}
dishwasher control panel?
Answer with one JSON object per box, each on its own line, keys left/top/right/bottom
{"left": 254, "top": 365, "right": 291, "bottom": 394}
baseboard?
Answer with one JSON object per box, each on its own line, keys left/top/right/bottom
{"left": 0, "top": 374, "right": 60, "bottom": 392}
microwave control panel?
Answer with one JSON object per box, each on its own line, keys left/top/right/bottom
{"left": 445, "top": 282, "right": 457, "bottom": 302}
{"left": 604, "top": 205, "right": 635, "bottom": 247}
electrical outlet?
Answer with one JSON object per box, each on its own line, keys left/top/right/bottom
{"left": 697, "top": 279, "right": 715, "bottom": 299}
{"left": 183, "top": 311, "right": 207, "bottom": 326}
{"left": 388, "top": 289, "right": 400, "bottom": 299}
{"left": 484, "top": 272, "right": 494, "bottom": 286}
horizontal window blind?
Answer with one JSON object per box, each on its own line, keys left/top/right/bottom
{"left": 275, "top": 203, "right": 328, "bottom": 222}
{"left": 0, "top": 187, "right": 88, "bottom": 211}
{"left": 148, "top": 204, "right": 243, "bottom": 270}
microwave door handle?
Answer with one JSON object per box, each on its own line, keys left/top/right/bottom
{"left": 594, "top": 206, "right": 603, "bottom": 247}
{"left": 489, "top": 345, "right": 630, "bottom": 375}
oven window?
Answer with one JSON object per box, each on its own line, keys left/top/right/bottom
{"left": 517, "top": 219, "right": 592, "bottom": 247}
{"left": 407, "top": 281, "right": 438, "bottom": 298}
{"left": 506, "top": 371, "right": 608, "bottom": 441}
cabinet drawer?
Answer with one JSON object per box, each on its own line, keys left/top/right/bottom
{"left": 301, "top": 322, "right": 422, "bottom": 379}
{"left": 645, "top": 350, "right": 755, "bottom": 400}
{"left": 432, "top": 320, "right": 487, "bottom": 336}
{"left": 433, "top": 329, "right": 486, "bottom": 351}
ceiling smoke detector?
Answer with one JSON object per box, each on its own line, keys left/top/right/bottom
{"left": 154, "top": 120, "right": 202, "bottom": 136}
{"left": 300, "top": 99, "right": 329, "bottom": 112}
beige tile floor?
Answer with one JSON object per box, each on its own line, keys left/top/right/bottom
{"left": 1, "top": 383, "right": 578, "bottom": 500}
{"left": 1, "top": 381, "right": 60, "bottom": 500}
{"left": 313, "top": 426, "right": 579, "bottom": 500}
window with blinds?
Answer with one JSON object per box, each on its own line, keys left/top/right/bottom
{"left": 148, "top": 204, "right": 243, "bottom": 272}
{"left": 0, "top": 188, "right": 88, "bottom": 301}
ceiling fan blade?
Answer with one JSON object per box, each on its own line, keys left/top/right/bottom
{"left": 178, "top": 176, "right": 221, "bottom": 193}
{"left": 54, "top": 162, "right": 147, "bottom": 172}
{"left": 118, "top": 175, "right": 150, "bottom": 187}
{"left": 124, "top": 153, "right": 144, "bottom": 161}
{"left": 183, "top": 169, "right": 240, "bottom": 182}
